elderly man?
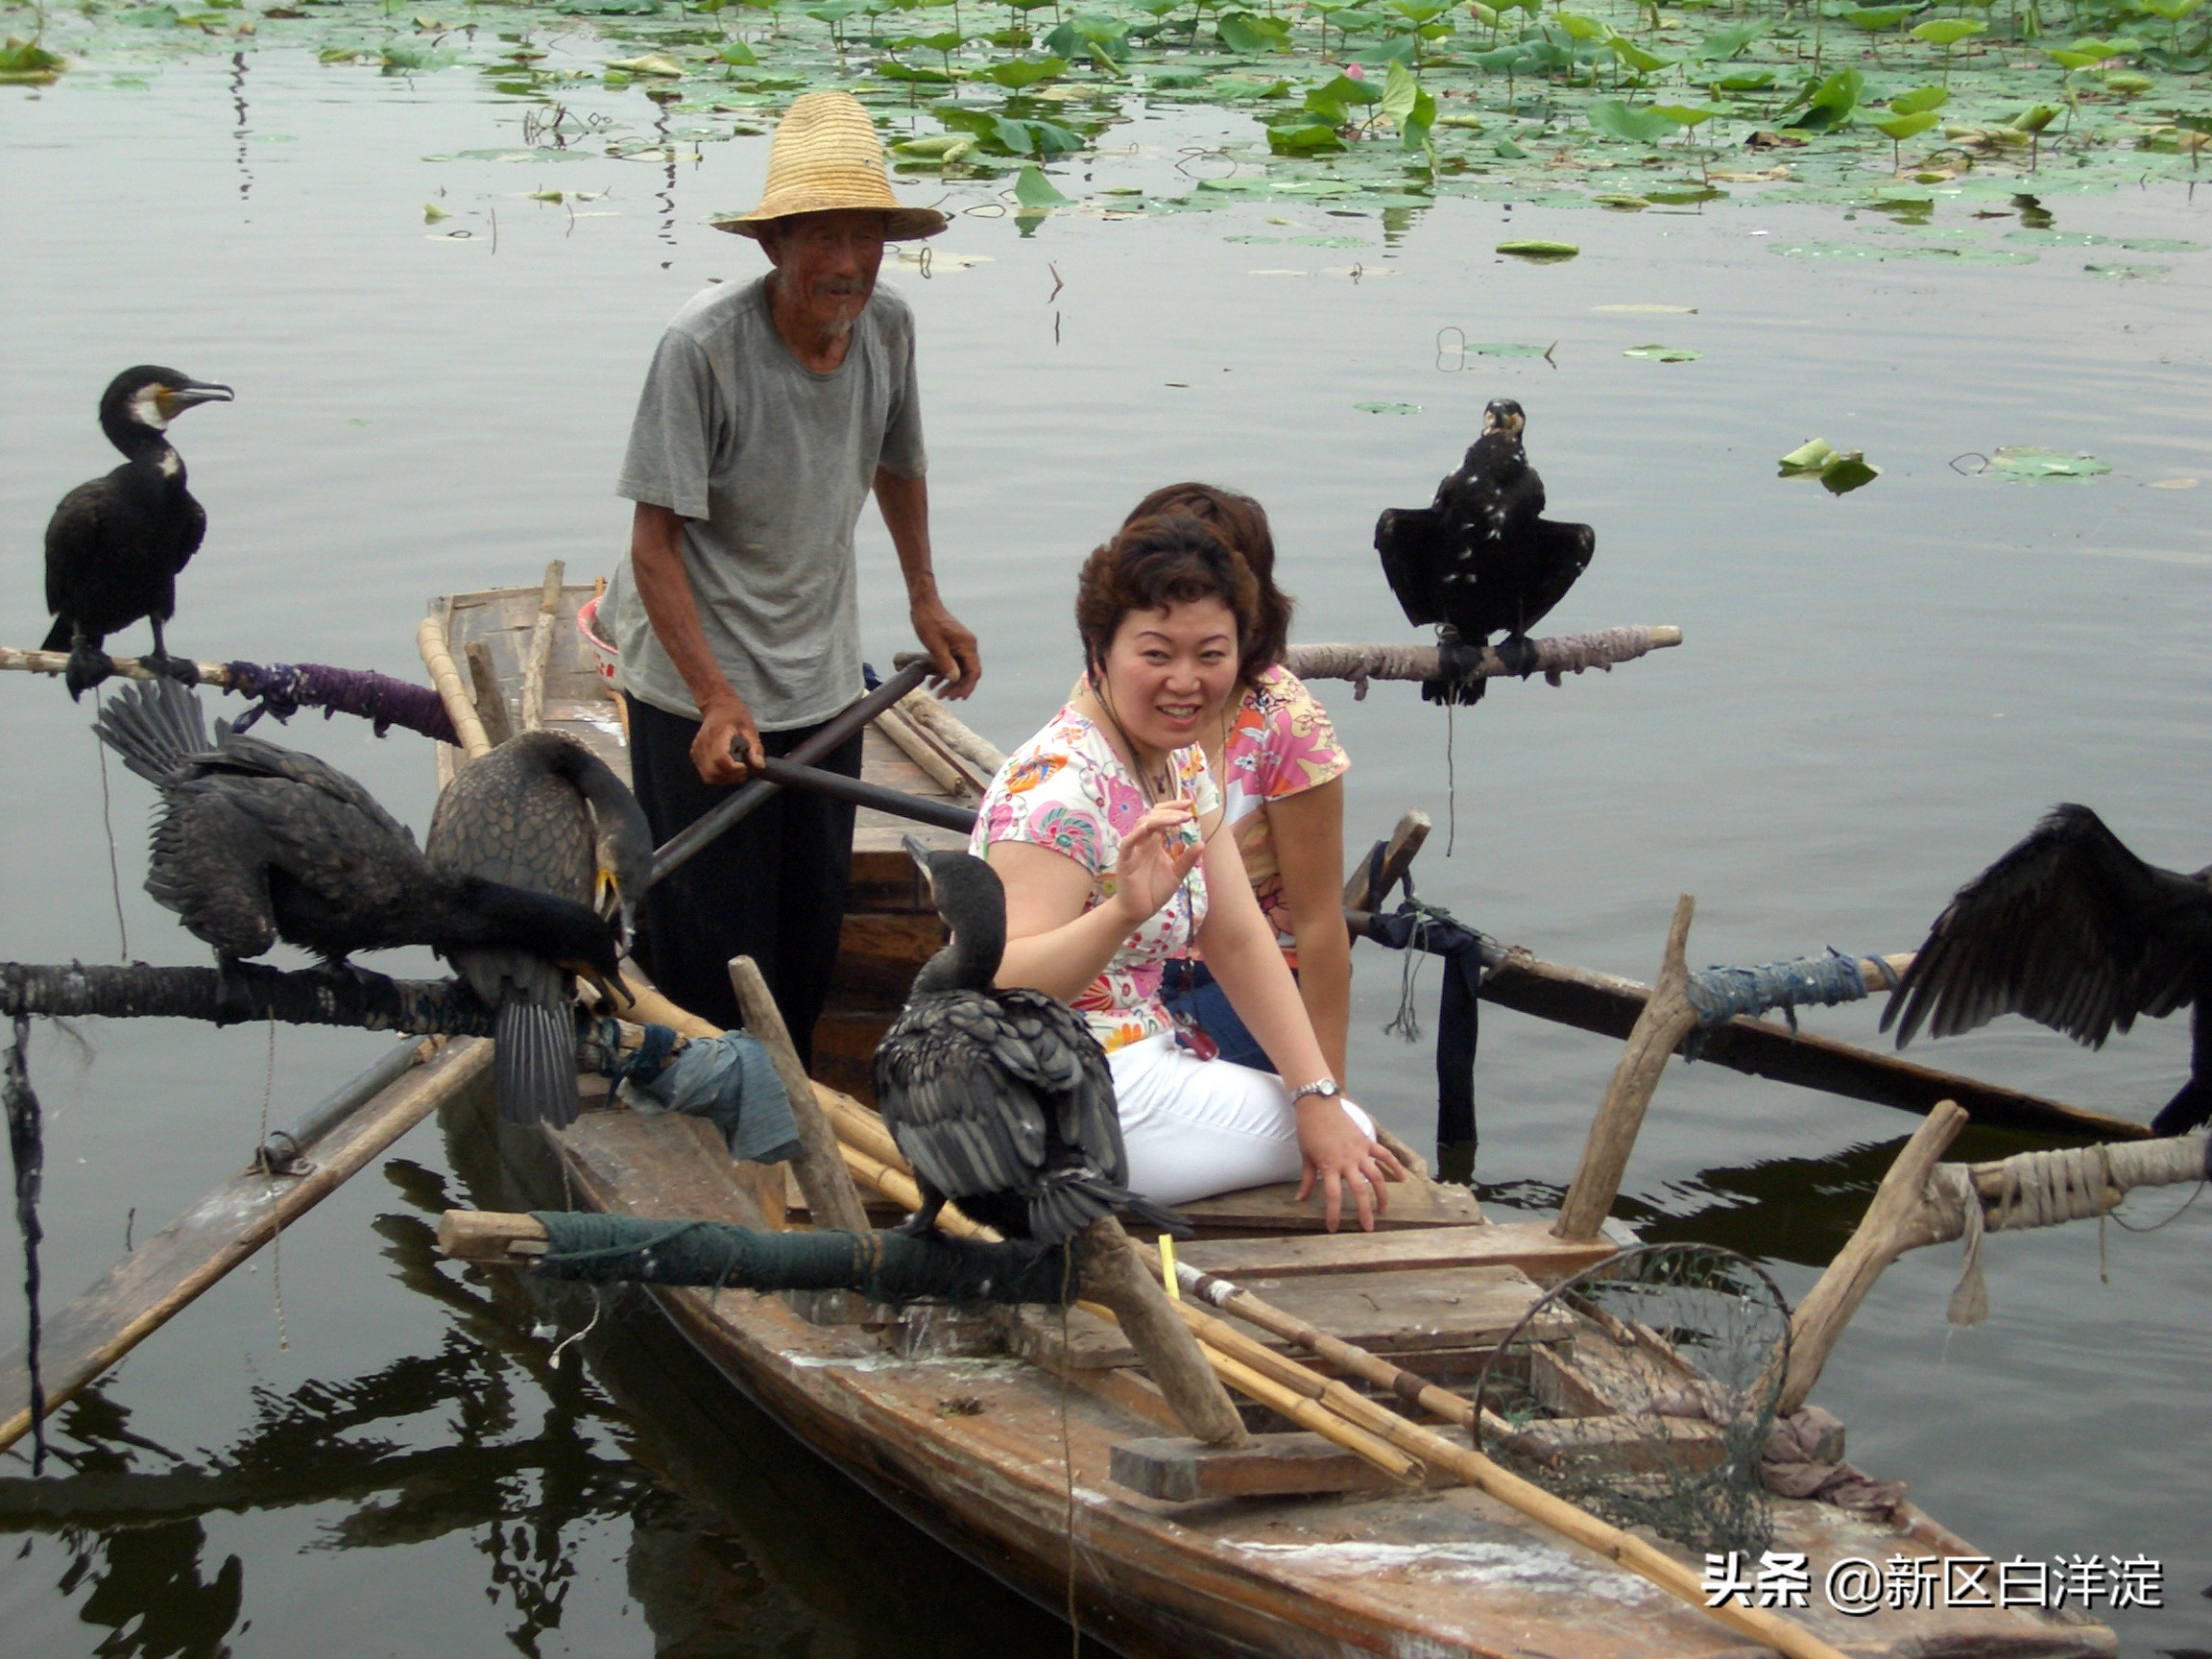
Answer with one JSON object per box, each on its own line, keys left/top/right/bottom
{"left": 610, "top": 90, "right": 979, "bottom": 1060}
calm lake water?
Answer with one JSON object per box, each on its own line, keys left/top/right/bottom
{"left": 3, "top": 44, "right": 2210, "bottom": 1657}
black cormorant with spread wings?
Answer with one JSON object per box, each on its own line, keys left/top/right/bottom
{"left": 44, "top": 366, "right": 233, "bottom": 699}
{"left": 95, "top": 679, "right": 625, "bottom": 1094}
{"left": 1374, "top": 398, "right": 1596, "bottom": 705}
{"left": 1882, "top": 804, "right": 2212, "bottom": 1140}
{"left": 874, "top": 846, "right": 1190, "bottom": 1244}
{"left": 426, "top": 730, "right": 654, "bottom": 1125}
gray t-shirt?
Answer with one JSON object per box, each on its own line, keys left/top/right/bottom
{"left": 610, "top": 274, "right": 926, "bottom": 730}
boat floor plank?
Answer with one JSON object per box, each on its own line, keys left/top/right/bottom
{"left": 1178, "top": 1223, "right": 1617, "bottom": 1286}
{"left": 1235, "top": 1264, "right": 1574, "bottom": 1355}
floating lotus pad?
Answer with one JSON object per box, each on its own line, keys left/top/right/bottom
{"left": 1982, "top": 446, "right": 2113, "bottom": 481}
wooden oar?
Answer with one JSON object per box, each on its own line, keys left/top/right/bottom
{"left": 649, "top": 660, "right": 935, "bottom": 885}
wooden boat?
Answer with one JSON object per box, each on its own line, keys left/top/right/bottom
{"left": 429, "top": 582, "right": 2118, "bottom": 1659}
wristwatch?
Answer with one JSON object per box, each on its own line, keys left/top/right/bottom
{"left": 1286, "top": 1078, "right": 1342, "bottom": 1106}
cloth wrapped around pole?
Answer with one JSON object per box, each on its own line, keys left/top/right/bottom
{"left": 1361, "top": 896, "right": 1484, "bottom": 1168}
{"left": 528, "top": 1212, "right": 1070, "bottom": 1304}
{"left": 616, "top": 1029, "right": 802, "bottom": 1165}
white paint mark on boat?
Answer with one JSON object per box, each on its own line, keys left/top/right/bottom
{"left": 1225, "top": 1538, "right": 1662, "bottom": 1605}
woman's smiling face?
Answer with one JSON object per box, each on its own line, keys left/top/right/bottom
{"left": 1096, "top": 597, "right": 1240, "bottom": 761}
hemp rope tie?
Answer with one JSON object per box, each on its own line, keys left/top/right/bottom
{"left": 1928, "top": 1139, "right": 2207, "bottom": 1325}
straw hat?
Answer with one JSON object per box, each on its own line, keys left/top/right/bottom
{"left": 714, "top": 91, "right": 948, "bottom": 242}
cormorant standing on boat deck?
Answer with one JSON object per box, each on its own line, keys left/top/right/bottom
{"left": 1373, "top": 398, "right": 1596, "bottom": 706}
{"left": 874, "top": 846, "right": 1191, "bottom": 1244}
{"left": 94, "top": 679, "right": 627, "bottom": 1106}
{"left": 426, "top": 730, "right": 655, "bottom": 1126}
{"left": 43, "top": 366, "right": 233, "bottom": 700}
{"left": 1883, "top": 804, "right": 2212, "bottom": 1158}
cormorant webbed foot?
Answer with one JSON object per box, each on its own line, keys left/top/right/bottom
{"left": 212, "top": 956, "right": 264, "bottom": 1026}
{"left": 62, "top": 638, "right": 116, "bottom": 702}
{"left": 895, "top": 1187, "right": 950, "bottom": 1239}
{"left": 1420, "top": 632, "right": 1488, "bottom": 707}
{"left": 1494, "top": 633, "right": 1544, "bottom": 679}
{"left": 144, "top": 650, "right": 201, "bottom": 687}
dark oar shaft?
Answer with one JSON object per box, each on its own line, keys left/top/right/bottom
{"left": 756, "top": 757, "right": 977, "bottom": 832}
{"left": 648, "top": 660, "right": 936, "bottom": 887}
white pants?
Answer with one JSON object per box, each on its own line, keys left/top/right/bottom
{"left": 1109, "top": 1033, "right": 1375, "bottom": 1207}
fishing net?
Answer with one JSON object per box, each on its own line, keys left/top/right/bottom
{"left": 1474, "top": 1242, "right": 1788, "bottom": 1558}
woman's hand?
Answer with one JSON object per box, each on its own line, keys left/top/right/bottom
{"left": 1295, "top": 1098, "right": 1409, "bottom": 1233}
{"left": 1107, "top": 801, "right": 1205, "bottom": 926}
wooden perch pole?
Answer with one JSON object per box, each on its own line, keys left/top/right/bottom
{"left": 1073, "top": 1217, "right": 1250, "bottom": 1448}
{"left": 0, "top": 645, "right": 231, "bottom": 688}
{"left": 417, "top": 614, "right": 492, "bottom": 761}
{"left": 1553, "top": 895, "right": 1699, "bottom": 1242}
{"left": 0, "top": 959, "right": 500, "bottom": 1036}
{"left": 1285, "top": 627, "right": 1682, "bottom": 694}
{"left": 1783, "top": 1113, "right": 2208, "bottom": 1413}
{"left": 519, "top": 560, "right": 565, "bottom": 734}
{"left": 726, "top": 957, "right": 871, "bottom": 1237}
{"left": 463, "top": 640, "right": 514, "bottom": 749}
{"left": 1782, "top": 1101, "right": 1968, "bottom": 1413}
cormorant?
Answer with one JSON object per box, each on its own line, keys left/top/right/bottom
{"left": 425, "top": 731, "right": 654, "bottom": 1126}
{"left": 1882, "top": 804, "right": 2212, "bottom": 1141}
{"left": 1373, "top": 398, "right": 1596, "bottom": 705}
{"left": 874, "top": 846, "right": 1190, "bottom": 1244}
{"left": 43, "top": 366, "right": 233, "bottom": 700}
{"left": 94, "top": 678, "right": 626, "bottom": 1112}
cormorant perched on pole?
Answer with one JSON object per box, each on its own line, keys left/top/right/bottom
{"left": 874, "top": 845, "right": 1190, "bottom": 1244}
{"left": 1882, "top": 804, "right": 2212, "bottom": 1142}
{"left": 425, "top": 731, "right": 654, "bottom": 1126}
{"left": 43, "top": 366, "right": 233, "bottom": 700}
{"left": 1373, "top": 398, "right": 1596, "bottom": 705}
{"left": 93, "top": 679, "right": 626, "bottom": 1111}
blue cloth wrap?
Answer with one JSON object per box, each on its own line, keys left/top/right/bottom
{"left": 623, "top": 1030, "right": 802, "bottom": 1165}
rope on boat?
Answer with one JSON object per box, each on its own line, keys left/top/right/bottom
{"left": 222, "top": 660, "right": 460, "bottom": 744}
{"left": 1362, "top": 894, "right": 1484, "bottom": 1163}
{"left": 1683, "top": 949, "right": 1899, "bottom": 1054}
{"left": 526, "top": 1212, "right": 1070, "bottom": 1305}
{"left": 1926, "top": 1135, "right": 2211, "bottom": 1327}
{"left": 3, "top": 1016, "right": 47, "bottom": 1477}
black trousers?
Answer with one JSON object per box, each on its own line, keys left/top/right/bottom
{"left": 625, "top": 696, "right": 864, "bottom": 1069}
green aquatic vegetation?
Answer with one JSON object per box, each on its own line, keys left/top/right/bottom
{"left": 1779, "top": 438, "right": 1881, "bottom": 493}
{"left": 12, "top": 0, "right": 2210, "bottom": 231}
{"left": 0, "top": 33, "right": 64, "bottom": 81}
{"left": 1979, "top": 445, "right": 2112, "bottom": 478}
{"left": 1497, "top": 236, "right": 1579, "bottom": 256}
{"left": 1623, "top": 341, "right": 1700, "bottom": 358}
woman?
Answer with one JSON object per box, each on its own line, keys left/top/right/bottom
{"left": 1121, "top": 484, "right": 1352, "bottom": 1084}
{"left": 973, "top": 515, "right": 1405, "bottom": 1231}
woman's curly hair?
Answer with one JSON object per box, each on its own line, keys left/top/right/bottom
{"left": 1075, "top": 513, "right": 1265, "bottom": 688}
{"left": 1121, "top": 482, "right": 1290, "bottom": 677}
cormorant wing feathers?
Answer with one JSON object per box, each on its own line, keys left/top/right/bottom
{"left": 146, "top": 784, "right": 282, "bottom": 958}
{"left": 993, "top": 986, "right": 1125, "bottom": 1185}
{"left": 1883, "top": 804, "right": 2211, "bottom": 1050}
{"left": 1374, "top": 506, "right": 1450, "bottom": 628}
{"left": 875, "top": 989, "right": 1054, "bottom": 1203}
{"left": 202, "top": 724, "right": 419, "bottom": 847}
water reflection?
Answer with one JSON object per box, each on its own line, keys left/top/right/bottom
{"left": 229, "top": 52, "right": 252, "bottom": 204}
{"left": 0, "top": 1154, "right": 1067, "bottom": 1659}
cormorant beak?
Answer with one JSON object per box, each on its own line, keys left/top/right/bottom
{"left": 156, "top": 380, "right": 234, "bottom": 421}
{"left": 902, "top": 832, "right": 938, "bottom": 897}
{"left": 567, "top": 962, "right": 634, "bottom": 1012}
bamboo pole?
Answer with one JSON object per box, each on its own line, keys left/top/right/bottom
{"left": 726, "top": 957, "right": 871, "bottom": 1237}
{"left": 416, "top": 614, "right": 492, "bottom": 761}
{"left": 876, "top": 701, "right": 980, "bottom": 799}
{"left": 519, "top": 560, "right": 565, "bottom": 734}
{"left": 1554, "top": 895, "right": 1700, "bottom": 1241}
{"left": 1781, "top": 1102, "right": 1967, "bottom": 1413}
{"left": 463, "top": 640, "right": 514, "bottom": 749}
{"left": 881, "top": 677, "right": 1010, "bottom": 775}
